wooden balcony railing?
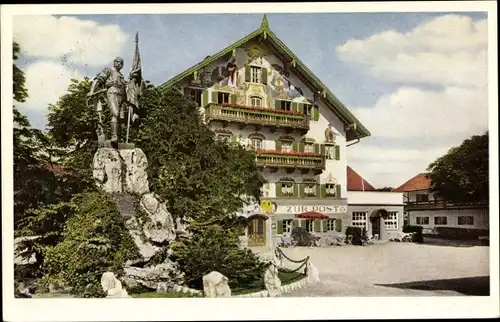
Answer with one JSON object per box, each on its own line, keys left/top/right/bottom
{"left": 406, "top": 200, "right": 489, "bottom": 210}
{"left": 254, "top": 150, "right": 325, "bottom": 171}
{"left": 205, "top": 103, "right": 309, "bottom": 131}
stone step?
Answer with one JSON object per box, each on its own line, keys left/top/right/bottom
{"left": 114, "top": 194, "right": 136, "bottom": 218}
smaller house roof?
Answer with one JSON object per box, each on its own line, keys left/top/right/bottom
{"left": 347, "top": 166, "right": 375, "bottom": 191}
{"left": 394, "top": 173, "right": 431, "bottom": 192}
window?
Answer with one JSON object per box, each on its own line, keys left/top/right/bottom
{"left": 217, "top": 92, "right": 230, "bottom": 104}
{"left": 305, "top": 219, "right": 314, "bottom": 233}
{"left": 250, "top": 96, "right": 262, "bottom": 107}
{"left": 304, "top": 104, "right": 314, "bottom": 115}
{"left": 281, "top": 219, "right": 293, "bottom": 234}
{"left": 352, "top": 212, "right": 367, "bottom": 228}
{"left": 458, "top": 216, "right": 474, "bottom": 225}
{"left": 251, "top": 66, "right": 261, "bottom": 83}
{"left": 281, "top": 182, "right": 294, "bottom": 196}
{"left": 384, "top": 212, "right": 398, "bottom": 230}
{"left": 304, "top": 143, "right": 314, "bottom": 153}
{"left": 326, "top": 219, "right": 336, "bottom": 231}
{"left": 250, "top": 138, "right": 262, "bottom": 151}
{"left": 325, "top": 146, "right": 335, "bottom": 160}
{"left": 416, "top": 216, "right": 430, "bottom": 225}
{"left": 434, "top": 216, "right": 447, "bottom": 225}
{"left": 277, "top": 100, "right": 292, "bottom": 111}
{"left": 416, "top": 193, "right": 429, "bottom": 203}
{"left": 216, "top": 134, "right": 231, "bottom": 143}
{"left": 304, "top": 183, "right": 316, "bottom": 197}
{"left": 325, "top": 184, "right": 336, "bottom": 197}
{"left": 281, "top": 141, "right": 293, "bottom": 153}
{"left": 188, "top": 88, "right": 203, "bottom": 106}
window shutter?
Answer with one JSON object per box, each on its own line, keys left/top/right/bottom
{"left": 313, "top": 105, "right": 320, "bottom": 121}
{"left": 201, "top": 90, "right": 209, "bottom": 107}
{"left": 292, "top": 220, "right": 299, "bottom": 229}
{"left": 321, "top": 184, "right": 326, "bottom": 199}
{"left": 230, "top": 93, "right": 237, "bottom": 105}
{"left": 320, "top": 144, "right": 326, "bottom": 156}
{"left": 183, "top": 87, "right": 190, "bottom": 97}
{"left": 276, "top": 183, "right": 282, "bottom": 198}
{"left": 299, "top": 183, "right": 305, "bottom": 198}
{"left": 245, "top": 65, "right": 251, "bottom": 82}
{"left": 293, "top": 183, "right": 299, "bottom": 198}
{"left": 335, "top": 219, "right": 342, "bottom": 232}
{"left": 274, "top": 99, "right": 280, "bottom": 109}
{"left": 261, "top": 68, "right": 268, "bottom": 85}
{"left": 316, "top": 184, "right": 321, "bottom": 198}
{"left": 275, "top": 140, "right": 282, "bottom": 151}
{"left": 314, "top": 143, "right": 320, "bottom": 154}
{"left": 291, "top": 102, "right": 298, "bottom": 112}
{"left": 322, "top": 219, "right": 328, "bottom": 232}
{"left": 336, "top": 184, "right": 341, "bottom": 199}
{"left": 292, "top": 142, "right": 298, "bottom": 151}
{"left": 277, "top": 220, "right": 283, "bottom": 234}
{"left": 299, "top": 142, "right": 304, "bottom": 153}
{"left": 298, "top": 103, "right": 304, "bottom": 114}
{"left": 314, "top": 220, "right": 321, "bottom": 232}
{"left": 211, "top": 91, "right": 218, "bottom": 104}
{"left": 335, "top": 145, "right": 340, "bottom": 160}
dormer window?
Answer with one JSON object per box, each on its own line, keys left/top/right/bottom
{"left": 250, "top": 96, "right": 263, "bottom": 107}
{"left": 251, "top": 66, "right": 261, "bottom": 83}
{"left": 250, "top": 138, "right": 262, "bottom": 150}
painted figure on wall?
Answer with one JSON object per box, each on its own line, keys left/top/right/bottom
{"left": 325, "top": 123, "right": 337, "bottom": 144}
{"left": 226, "top": 57, "right": 238, "bottom": 88}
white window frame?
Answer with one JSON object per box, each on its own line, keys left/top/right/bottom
{"left": 326, "top": 218, "right": 336, "bottom": 231}
{"left": 250, "top": 138, "right": 262, "bottom": 151}
{"left": 434, "top": 216, "right": 448, "bottom": 225}
{"left": 305, "top": 219, "right": 314, "bottom": 233}
{"left": 304, "top": 183, "right": 316, "bottom": 197}
{"left": 250, "top": 96, "right": 263, "bottom": 107}
{"left": 457, "top": 216, "right": 474, "bottom": 226}
{"left": 352, "top": 212, "right": 367, "bottom": 228}
{"left": 281, "top": 182, "right": 294, "bottom": 196}
{"left": 416, "top": 216, "right": 430, "bottom": 225}
{"left": 282, "top": 219, "right": 293, "bottom": 234}
{"left": 281, "top": 141, "right": 293, "bottom": 153}
{"left": 217, "top": 91, "right": 230, "bottom": 104}
{"left": 250, "top": 66, "right": 261, "bottom": 83}
{"left": 325, "top": 145, "right": 335, "bottom": 160}
{"left": 304, "top": 143, "right": 314, "bottom": 153}
{"left": 384, "top": 212, "right": 398, "bottom": 230}
{"left": 325, "top": 183, "right": 336, "bottom": 197}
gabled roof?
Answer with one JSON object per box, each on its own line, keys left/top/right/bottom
{"left": 394, "top": 173, "right": 431, "bottom": 192}
{"left": 159, "top": 14, "right": 370, "bottom": 142}
{"left": 347, "top": 166, "right": 375, "bottom": 191}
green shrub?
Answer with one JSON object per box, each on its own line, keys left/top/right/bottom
{"left": 345, "top": 226, "right": 363, "bottom": 245}
{"left": 434, "top": 227, "right": 489, "bottom": 240}
{"left": 43, "top": 192, "right": 140, "bottom": 297}
{"left": 403, "top": 225, "right": 424, "bottom": 243}
{"left": 170, "top": 225, "right": 268, "bottom": 290}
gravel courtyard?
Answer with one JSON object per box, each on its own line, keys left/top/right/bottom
{"left": 264, "top": 242, "right": 490, "bottom": 297}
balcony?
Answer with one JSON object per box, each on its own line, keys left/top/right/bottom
{"left": 255, "top": 150, "right": 325, "bottom": 174}
{"left": 204, "top": 103, "right": 310, "bottom": 133}
{"left": 406, "top": 200, "right": 489, "bottom": 210}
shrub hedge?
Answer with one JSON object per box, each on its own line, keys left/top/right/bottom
{"left": 433, "top": 227, "right": 489, "bottom": 240}
{"left": 403, "top": 225, "right": 424, "bottom": 243}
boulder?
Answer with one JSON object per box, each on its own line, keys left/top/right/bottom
{"left": 101, "top": 272, "right": 131, "bottom": 298}
{"left": 122, "top": 260, "right": 184, "bottom": 291}
{"left": 263, "top": 263, "right": 281, "bottom": 297}
{"left": 119, "top": 149, "right": 149, "bottom": 195}
{"left": 93, "top": 148, "right": 123, "bottom": 193}
{"left": 139, "top": 193, "right": 176, "bottom": 243}
{"left": 202, "top": 271, "right": 231, "bottom": 298}
{"left": 306, "top": 261, "right": 320, "bottom": 284}
{"left": 124, "top": 216, "right": 161, "bottom": 264}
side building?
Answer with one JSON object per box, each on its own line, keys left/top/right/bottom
{"left": 160, "top": 15, "right": 403, "bottom": 247}
{"left": 395, "top": 173, "right": 489, "bottom": 234}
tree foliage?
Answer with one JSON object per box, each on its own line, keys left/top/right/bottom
{"left": 427, "top": 132, "right": 489, "bottom": 202}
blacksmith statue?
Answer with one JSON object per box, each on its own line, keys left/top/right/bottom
{"left": 87, "top": 32, "right": 144, "bottom": 149}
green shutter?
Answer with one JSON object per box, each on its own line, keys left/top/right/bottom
{"left": 335, "top": 219, "right": 342, "bottom": 232}
{"left": 313, "top": 106, "right": 319, "bottom": 121}
{"left": 298, "top": 103, "right": 304, "bottom": 114}
{"left": 336, "top": 184, "right": 341, "bottom": 199}
{"left": 322, "top": 219, "right": 328, "bottom": 232}
{"left": 276, "top": 183, "right": 282, "bottom": 198}
{"left": 275, "top": 140, "right": 282, "bottom": 151}
{"left": 230, "top": 93, "right": 237, "bottom": 105}
{"left": 275, "top": 99, "right": 280, "bottom": 109}
{"left": 335, "top": 145, "right": 340, "bottom": 160}
{"left": 201, "top": 90, "right": 209, "bottom": 107}
{"left": 211, "top": 91, "right": 218, "bottom": 104}
{"left": 300, "top": 183, "right": 305, "bottom": 198}
{"left": 320, "top": 144, "right": 326, "bottom": 156}
{"left": 292, "top": 142, "right": 298, "bottom": 151}
{"left": 314, "top": 220, "right": 321, "bottom": 232}
{"left": 321, "top": 184, "right": 326, "bottom": 199}
{"left": 314, "top": 143, "right": 320, "bottom": 154}
{"left": 299, "top": 142, "right": 304, "bottom": 152}
{"left": 291, "top": 102, "right": 298, "bottom": 112}
{"left": 261, "top": 68, "right": 268, "bottom": 84}
{"left": 245, "top": 65, "right": 251, "bottom": 82}
{"left": 292, "top": 220, "right": 299, "bottom": 229}
{"left": 316, "top": 184, "right": 321, "bottom": 198}
{"left": 293, "top": 183, "right": 299, "bottom": 198}
{"left": 277, "top": 220, "right": 283, "bottom": 234}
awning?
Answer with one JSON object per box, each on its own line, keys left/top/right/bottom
{"left": 295, "top": 211, "right": 329, "bottom": 219}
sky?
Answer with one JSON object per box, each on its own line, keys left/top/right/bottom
{"left": 12, "top": 11, "right": 489, "bottom": 189}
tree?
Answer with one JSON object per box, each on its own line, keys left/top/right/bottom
{"left": 375, "top": 187, "right": 394, "bottom": 192}
{"left": 426, "top": 132, "right": 489, "bottom": 202}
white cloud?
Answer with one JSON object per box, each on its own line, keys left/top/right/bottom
{"left": 338, "top": 14, "right": 489, "bottom": 188}
{"left": 13, "top": 15, "right": 129, "bottom": 67}
{"left": 336, "top": 14, "right": 487, "bottom": 88}
{"left": 20, "top": 61, "right": 84, "bottom": 113}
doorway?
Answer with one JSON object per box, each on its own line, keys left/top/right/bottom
{"left": 371, "top": 216, "right": 380, "bottom": 239}
{"left": 247, "top": 217, "right": 266, "bottom": 246}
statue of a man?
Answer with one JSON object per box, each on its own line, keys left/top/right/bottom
{"left": 89, "top": 57, "right": 128, "bottom": 145}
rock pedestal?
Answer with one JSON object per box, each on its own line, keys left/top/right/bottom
{"left": 203, "top": 271, "right": 231, "bottom": 298}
